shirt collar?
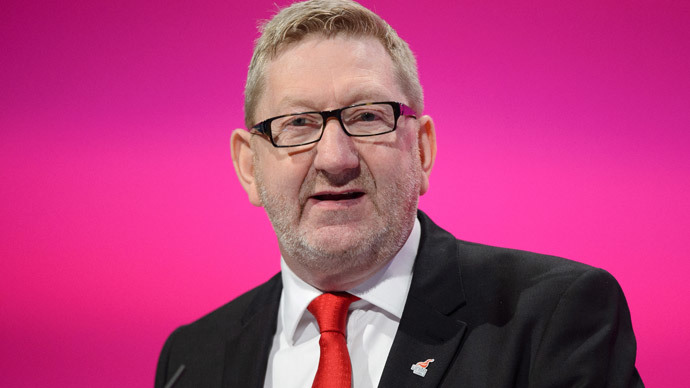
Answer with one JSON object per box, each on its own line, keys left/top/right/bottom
{"left": 279, "top": 217, "right": 421, "bottom": 345}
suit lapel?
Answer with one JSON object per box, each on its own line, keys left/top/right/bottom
{"left": 218, "top": 212, "right": 467, "bottom": 387}
{"left": 378, "top": 211, "right": 468, "bottom": 387}
{"left": 222, "top": 274, "right": 282, "bottom": 388}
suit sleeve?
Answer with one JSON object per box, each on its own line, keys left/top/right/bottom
{"left": 529, "top": 268, "right": 643, "bottom": 387}
{"left": 155, "top": 327, "right": 180, "bottom": 388}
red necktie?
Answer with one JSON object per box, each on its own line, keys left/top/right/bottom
{"left": 307, "top": 292, "right": 360, "bottom": 388}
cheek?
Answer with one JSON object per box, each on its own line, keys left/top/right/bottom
{"left": 373, "top": 129, "right": 418, "bottom": 165}
{"left": 265, "top": 152, "right": 312, "bottom": 194}
{"left": 364, "top": 150, "right": 417, "bottom": 187}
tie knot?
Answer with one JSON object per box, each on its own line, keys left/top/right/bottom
{"left": 307, "top": 292, "right": 359, "bottom": 334}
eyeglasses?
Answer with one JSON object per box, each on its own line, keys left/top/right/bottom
{"left": 251, "top": 101, "right": 417, "bottom": 148}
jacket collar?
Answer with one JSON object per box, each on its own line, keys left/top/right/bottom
{"left": 222, "top": 273, "right": 282, "bottom": 388}
{"left": 220, "top": 210, "right": 468, "bottom": 388}
{"left": 378, "top": 210, "right": 468, "bottom": 387}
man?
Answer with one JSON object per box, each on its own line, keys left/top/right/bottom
{"left": 156, "top": 0, "right": 643, "bottom": 387}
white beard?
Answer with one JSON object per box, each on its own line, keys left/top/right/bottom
{"left": 253, "top": 143, "right": 422, "bottom": 288}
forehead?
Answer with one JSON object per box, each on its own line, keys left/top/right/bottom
{"left": 259, "top": 34, "right": 403, "bottom": 117}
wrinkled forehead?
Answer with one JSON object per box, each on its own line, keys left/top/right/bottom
{"left": 259, "top": 33, "right": 403, "bottom": 116}
{"left": 270, "top": 30, "right": 383, "bottom": 58}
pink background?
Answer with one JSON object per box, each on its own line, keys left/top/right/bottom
{"left": 2, "top": 0, "right": 688, "bottom": 386}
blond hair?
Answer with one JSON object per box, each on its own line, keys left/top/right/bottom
{"left": 244, "top": 0, "right": 423, "bottom": 129}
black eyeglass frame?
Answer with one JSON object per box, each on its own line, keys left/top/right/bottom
{"left": 250, "top": 101, "right": 417, "bottom": 148}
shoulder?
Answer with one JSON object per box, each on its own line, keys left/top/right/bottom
{"left": 457, "top": 235, "right": 620, "bottom": 302}
{"left": 168, "top": 273, "right": 282, "bottom": 342}
{"left": 418, "top": 209, "right": 607, "bottom": 292}
{"left": 417, "top": 210, "right": 624, "bottom": 320}
{"left": 418, "top": 216, "right": 642, "bottom": 385}
{"left": 457, "top": 238, "right": 609, "bottom": 290}
{"left": 157, "top": 274, "right": 281, "bottom": 365}
{"left": 450, "top": 239, "right": 631, "bottom": 352}
{"left": 155, "top": 274, "right": 282, "bottom": 387}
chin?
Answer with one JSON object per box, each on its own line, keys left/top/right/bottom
{"left": 305, "top": 234, "right": 371, "bottom": 259}
{"left": 298, "top": 226, "right": 392, "bottom": 268}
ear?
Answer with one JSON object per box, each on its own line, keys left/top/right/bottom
{"left": 230, "top": 129, "right": 262, "bottom": 206}
{"left": 417, "top": 115, "right": 437, "bottom": 195}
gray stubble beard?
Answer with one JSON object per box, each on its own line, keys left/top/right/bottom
{"left": 253, "top": 144, "right": 421, "bottom": 288}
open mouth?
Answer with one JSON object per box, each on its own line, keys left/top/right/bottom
{"left": 312, "top": 191, "right": 365, "bottom": 201}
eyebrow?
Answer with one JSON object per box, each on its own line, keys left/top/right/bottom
{"left": 275, "top": 96, "right": 317, "bottom": 112}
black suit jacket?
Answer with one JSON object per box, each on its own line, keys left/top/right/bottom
{"left": 156, "top": 211, "right": 643, "bottom": 387}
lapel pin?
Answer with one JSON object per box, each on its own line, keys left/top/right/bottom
{"left": 410, "top": 358, "right": 435, "bottom": 377}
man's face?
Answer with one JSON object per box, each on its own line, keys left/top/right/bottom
{"left": 234, "top": 34, "right": 434, "bottom": 290}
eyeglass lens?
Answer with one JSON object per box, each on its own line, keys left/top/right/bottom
{"left": 270, "top": 103, "right": 396, "bottom": 146}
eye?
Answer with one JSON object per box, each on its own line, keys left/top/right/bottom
{"left": 344, "top": 105, "right": 391, "bottom": 126}
{"left": 277, "top": 114, "right": 321, "bottom": 131}
{"left": 358, "top": 111, "right": 379, "bottom": 122}
{"left": 349, "top": 109, "right": 385, "bottom": 123}
{"left": 287, "top": 117, "right": 310, "bottom": 127}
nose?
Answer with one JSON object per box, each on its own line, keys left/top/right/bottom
{"left": 312, "top": 118, "right": 360, "bottom": 175}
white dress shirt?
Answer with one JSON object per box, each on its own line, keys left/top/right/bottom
{"left": 263, "top": 218, "right": 421, "bottom": 388}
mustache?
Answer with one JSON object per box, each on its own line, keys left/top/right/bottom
{"left": 298, "top": 164, "right": 375, "bottom": 206}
